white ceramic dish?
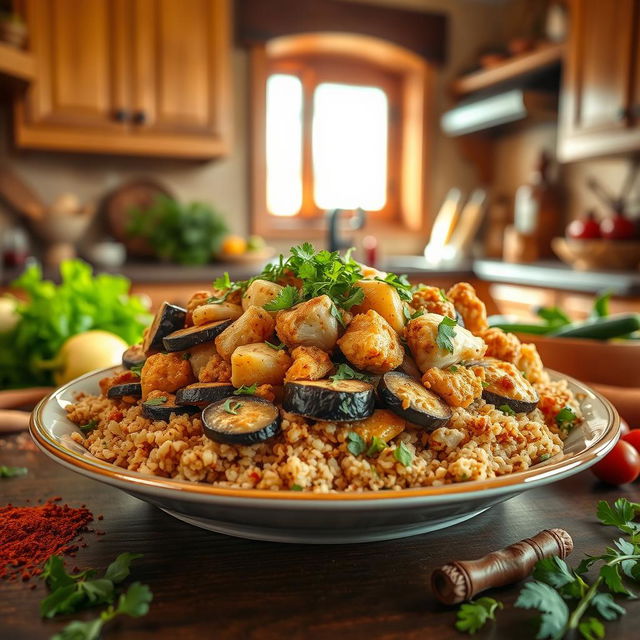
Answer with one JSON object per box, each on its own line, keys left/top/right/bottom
{"left": 30, "top": 366, "right": 619, "bottom": 544}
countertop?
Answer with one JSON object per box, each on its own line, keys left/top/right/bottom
{"left": 2, "top": 430, "right": 640, "bottom": 640}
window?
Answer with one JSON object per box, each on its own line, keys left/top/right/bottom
{"left": 251, "top": 34, "right": 433, "bottom": 238}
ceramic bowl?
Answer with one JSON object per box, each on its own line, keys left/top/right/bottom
{"left": 30, "top": 367, "right": 619, "bottom": 544}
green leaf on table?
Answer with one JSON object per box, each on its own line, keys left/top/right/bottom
{"left": 578, "top": 617, "right": 605, "bottom": 640}
{"left": 591, "top": 592, "right": 626, "bottom": 621}
{"left": 600, "top": 564, "right": 635, "bottom": 597}
{"left": 104, "top": 553, "right": 143, "bottom": 585}
{"left": 515, "top": 580, "right": 569, "bottom": 640}
{"left": 0, "top": 465, "right": 28, "bottom": 477}
{"left": 114, "top": 582, "right": 153, "bottom": 618}
{"left": 51, "top": 618, "right": 104, "bottom": 640}
{"left": 533, "top": 556, "right": 577, "bottom": 590}
{"left": 536, "top": 306, "right": 571, "bottom": 327}
{"left": 455, "top": 597, "right": 502, "bottom": 634}
{"left": 597, "top": 498, "right": 640, "bottom": 534}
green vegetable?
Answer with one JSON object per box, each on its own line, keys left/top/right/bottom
{"left": 551, "top": 314, "right": 640, "bottom": 340}
{"left": 455, "top": 597, "right": 502, "bottom": 634}
{"left": 366, "top": 436, "right": 387, "bottom": 457}
{"left": 393, "top": 442, "right": 413, "bottom": 467}
{"left": 144, "top": 397, "right": 167, "bottom": 406}
{"left": 265, "top": 340, "right": 287, "bottom": 350}
{"left": 263, "top": 286, "right": 301, "bottom": 311}
{"left": 556, "top": 407, "right": 578, "bottom": 433}
{"left": 374, "top": 273, "right": 413, "bottom": 301}
{"left": 346, "top": 431, "right": 366, "bottom": 456}
{"left": 234, "top": 384, "right": 258, "bottom": 396}
{"left": 330, "top": 363, "right": 373, "bottom": 384}
{"left": 0, "top": 261, "right": 150, "bottom": 389}
{"left": 0, "top": 465, "right": 28, "bottom": 478}
{"left": 127, "top": 195, "right": 228, "bottom": 265}
{"left": 223, "top": 399, "right": 242, "bottom": 415}
{"left": 291, "top": 484, "right": 303, "bottom": 491}
{"left": 439, "top": 288, "right": 449, "bottom": 302}
{"left": 592, "top": 292, "right": 612, "bottom": 319}
{"left": 80, "top": 419, "right": 99, "bottom": 434}
{"left": 488, "top": 322, "right": 556, "bottom": 335}
{"left": 499, "top": 404, "right": 516, "bottom": 417}
{"left": 129, "top": 363, "right": 144, "bottom": 377}
{"left": 536, "top": 306, "right": 571, "bottom": 328}
{"left": 436, "top": 316, "right": 457, "bottom": 353}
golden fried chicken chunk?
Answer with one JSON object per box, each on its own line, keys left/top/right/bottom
{"left": 285, "top": 346, "right": 334, "bottom": 382}
{"left": 480, "top": 327, "right": 522, "bottom": 364}
{"left": 422, "top": 365, "right": 485, "bottom": 408}
{"left": 337, "top": 310, "right": 403, "bottom": 374}
{"left": 198, "top": 352, "right": 232, "bottom": 383}
{"left": 447, "top": 282, "right": 488, "bottom": 334}
{"left": 411, "top": 285, "right": 456, "bottom": 319}
{"left": 140, "top": 353, "right": 195, "bottom": 400}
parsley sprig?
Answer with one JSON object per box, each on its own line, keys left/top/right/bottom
{"left": 374, "top": 273, "right": 413, "bottom": 301}
{"left": 0, "top": 465, "right": 28, "bottom": 478}
{"left": 455, "top": 597, "right": 502, "bottom": 634}
{"left": 330, "top": 363, "right": 373, "bottom": 384}
{"left": 233, "top": 384, "right": 258, "bottom": 396}
{"left": 556, "top": 407, "right": 578, "bottom": 434}
{"left": 436, "top": 316, "right": 457, "bottom": 353}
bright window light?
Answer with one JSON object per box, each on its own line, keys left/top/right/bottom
{"left": 312, "top": 83, "right": 388, "bottom": 211}
{"left": 266, "top": 74, "right": 303, "bottom": 216}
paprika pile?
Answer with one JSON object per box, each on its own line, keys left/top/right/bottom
{"left": 0, "top": 499, "right": 93, "bottom": 581}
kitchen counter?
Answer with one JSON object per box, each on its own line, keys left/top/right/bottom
{"left": 2, "top": 430, "right": 639, "bottom": 640}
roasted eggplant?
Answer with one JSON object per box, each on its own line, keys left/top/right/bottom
{"left": 202, "top": 396, "right": 281, "bottom": 445}
{"left": 143, "top": 302, "right": 187, "bottom": 354}
{"left": 379, "top": 371, "right": 451, "bottom": 430}
{"left": 163, "top": 319, "right": 233, "bottom": 352}
{"left": 474, "top": 359, "right": 539, "bottom": 413}
{"left": 283, "top": 379, "right": 375, "bottom": 422}
{"left": 142, "top": 396, "right": 200, "bottom": 420}
{"left": 176, "top": 383, "right": 235, "bottom": 406}
{"left": 122, "top": 344, "right": 146, "bottom": 370}
{"left": 107, "top": 383, "right": 142, "bottom": 399}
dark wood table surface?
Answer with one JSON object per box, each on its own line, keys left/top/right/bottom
{"left": 2, "top": 430, "right": 640, "bottom": 640}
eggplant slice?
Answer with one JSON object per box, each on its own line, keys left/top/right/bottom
{"left": 142, "top": 397, "right": 200, "bottom": 420}
{"left": 122, "top": 344, "right": 146, "bottom": 370}
{"left": 471, "top": 358, "right": 539, "bottom": 413}
{"left": 283, "top": 379, "right": 375, "bottom": 422}
{"left": 379, "top": 371, "right": 451, "bottom": 430}
{"left": 143, "top": 302, "right": 187, "bottom": 354}
{"left": 107, "top": 383, "right": 142, "bottom": 399}
{"left": 202, "top": 396, "right": 281, "bottom": 445}
{"left": 162, "top": 319, "right": 232, "bottom": 352}
{"left": 176, "top": 383, "right": 235, "bottom": 406}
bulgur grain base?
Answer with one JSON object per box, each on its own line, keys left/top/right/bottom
{"left": 67, "top": 376, "right": 576, "bottom": 493}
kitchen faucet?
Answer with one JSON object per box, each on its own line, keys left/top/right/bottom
{"left": 326, "top": 208, "right": 366, "bottom": 253}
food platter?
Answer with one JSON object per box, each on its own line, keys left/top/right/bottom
{"left": 30, "top": 366, "right": 619, "bottom": 544}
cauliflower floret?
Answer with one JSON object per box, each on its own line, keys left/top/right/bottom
{"left": 480, "top": 327, "right": 522, "bottom": 364}
{"left": 285, "top": 346, "right": 334, "bottom": 382}
{"left": 140, "top": 352, "right": 195, "bottom": 400}
{"left": 337, "top": 310, "right": 403, "bottom": 374}
{"left": 447, "top": 282, "right": 488, "bottom": 334}
{"left": 411, "top": 285, "right": 456, "bottom": 319}
{"left": 276, "top": 295, "right": 339, "bottom": 351}
{"left": 422, "top": 365, "right": 485, "bottom": 408}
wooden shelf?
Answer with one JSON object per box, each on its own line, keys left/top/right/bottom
{"left": 0, "top": 41, "right": 35, "bottom": 82}
{"left": 451, "top": 43, "right": 565, "bottom": 98}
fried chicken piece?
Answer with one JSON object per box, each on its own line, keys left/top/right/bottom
{"left": 411, "top": 285, "right": 456, "bottom": 319}
{"left": 199, "top": 352, "right": 232, "bottom": 383}
{"left": 447, "top": 282, "right": 488, "bottom": 334}
{"left": 285, "top": 346, "right": 334, "bottom": 382}
{"left": 480, "top": 327, "right": 522, "bottom": 364}
{"left": 140, "top": 353, "right": 195, "bottom": 400}
{"left": 422, "top": 365, "right": 485, "bottom": 408}
{"left": 517, "top": 343, "right": 550, "bottom": 385}
{"left": 254, "top": 384, "right": 277, "bottom": 403}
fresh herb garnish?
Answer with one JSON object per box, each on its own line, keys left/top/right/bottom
{"left": 393, "top": 442, "right": 413, "bottom": 467}
{"left": 144, "top": 397, "right": 167, "bottom": 406}
{"left": 291, "top": 484, "right": 303, "bottom": 491}
{"left": 481, "top": 381, "right": 490, "bottom": 388}
{"left": 263, "top": 285, "right": 301, "bottom": 311}
{"left": 374, "top": 273, "right": 413, "bottom": 301}
{"left": 207, "top": 272, "right": 242, "bottom": 304}
{"left": 436, "top": 316, "right": 457, "bottom": 353}
{"left": 439, "top": 288, "right": 449, "bottom": 303}
{"left": 456, "top": 597, "right": 503, "bottom": 634}
{"left": 346, "top": 431, "right": 366, "bottom": 456}
{"left": 233, "top": 384, "right": 258, "bottom": 396}
{"left": 539, "top": 453, "right": 551, "bottom": 462}
{"left": 80, "top": 419, "right": 99, "bottom": 433}
{"left": 366, "top": 436, "right": 387, "bottom": 457}
{"left": 223, "top": 399, "right": 242, "bottom": 415}
{"left": 499, "top": 405, "right": 516, "bottom": 416}
{"left": 0, "top": 465, "right": 28, "bottom": 478}
{"left": 449, "top": 365, "right": 459, "bottom": 373}
{"left": 330, "top": 363, "right": 373, "bottom": 383}
{"left": 403, "top": 306, "right": 425, "bottom": 323}
{"left": 265, "top": 340, "right": 287, "bottom": 350}
{"left": 129, "top": 363, "right": 143, "bottom": 377}
{"left": 556, "top": 407, "right": 578, "bottom": 433}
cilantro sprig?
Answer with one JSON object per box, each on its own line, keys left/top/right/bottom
{"left": 223, "top": 399, "right": 243, "bottom": 415}
{"left": 374, "top": 273, "right": 413, "bottom": 301}
{"left": 330, "top": 363, "right": 373, "bottom": 384}
{"left": 556, "top": 407, "right": 578, "bottom": 433}
{"left": 455, "top": 597, "right": 502, "bottom": 634}
{"left": 0, "top": 465, "right": 28, "bottom": 478}
{"left": 263, "top": 286, "right": 301, "bottom": 311}
{"left": 233, "top": 384, "right": 258, "bottom": 396}
{"left": 436, "top": 316, "right": 457, "bottom": 353}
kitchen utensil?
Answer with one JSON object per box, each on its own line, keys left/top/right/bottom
{"left": 0, "top": 387, "right": 53, "bottom": 410}
{"left": 446, "top": 189, "right": 487, "bottom": 259}
{"left": 423, "top": 188, "right": 462, "bottom": 264}
{"left": 0, "top": 410, "right": 30, "bottom": 433}
{"left": 0, "top": 165, "right": 46, "bottom": 220}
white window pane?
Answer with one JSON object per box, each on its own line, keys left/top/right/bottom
{"left": 266, "top": 74, "right": 303, "bottom": 217}
{"left": 312, "top": 83, "right": 388, "bottom": 211}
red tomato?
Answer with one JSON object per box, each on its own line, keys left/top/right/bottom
{"left": 600, "top": 214, "right": 636, "bottom": 240}
{"left": 566, "top": 213, "right": 601, "bottom": 240}
{"left": 591, "top": 440, "right": 640, "bottom": 485}
{"left": 619, "top": 418, "right": 630, "bottom": 436}
{"left": 622, "top": 429, "right": 640, "bottom": 454}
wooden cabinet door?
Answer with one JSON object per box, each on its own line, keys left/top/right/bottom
{"left": 559, "top": 0, "right": 640, "bottom": 160}
{"left": 15, "top": 0, "right": 129, "bottom": 136}
{"left": 129, "top": 0, "right": 231, "bottom": 155}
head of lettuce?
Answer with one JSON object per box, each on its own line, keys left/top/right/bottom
{"left": 0, "top": 260, "right": 151, "bottom": 389}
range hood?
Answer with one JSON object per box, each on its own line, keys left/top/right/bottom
{"left": 441, "top": 89, "right": 557, "bottom": 137}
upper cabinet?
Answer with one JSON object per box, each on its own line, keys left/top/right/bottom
{"left": 559, "top": 0, "right": 640, "bottom": 161}
{"left": 13, "top": 0, "right": 232, "bottom": 159}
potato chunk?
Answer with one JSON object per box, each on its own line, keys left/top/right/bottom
{"left": 422, "top": 365, "right": 485, "bottom": 408}
{"left": 337, "top": 310, "right": 403, "bottom": 374}
{"left": 140, "top": 352, "right": 195, "bottom": 400}
{"left": 215, "top": 306, "right": 275, "bottom": 361}
{"left": 351, "top": 280, "right": 405, "bottom": 333}
{"left": 405, "top": 313, "right": 486, "bottom": 373}
{"left": 192, "top": 302, "right": 243, "bottom": 325}
{"left": 285, "top": 346, "right": 334, "bottom": 382}
{"left": 275, "top": 295, "right": 339, "bottom": 351}
{"left": 242, "top": 279, "right": 284, "bottom": 311}
{"left": 231, "top": 343, "right": 292, "bottom": 387}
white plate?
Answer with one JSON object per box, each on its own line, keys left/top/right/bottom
{"left": 30, "top": 367, "right": 619, "bottom": 544}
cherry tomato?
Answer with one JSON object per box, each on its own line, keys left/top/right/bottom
{"left": 622, "top": 429, "right": 640, "bottom": 454}
{"left": 600, "top": 214, "right": 636, "bottom": 240}
{"left": 619, "top": 418, "right": 630, "bottom": 437}
{"left": 591, "top": 440, "right": 640, "bottom": 485}
{"left": 566, "top": 213, "right": 601, "bottom": 240}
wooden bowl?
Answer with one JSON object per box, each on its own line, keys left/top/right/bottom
{"left": 552, "top": 237, "right": 640, "bottom": 271}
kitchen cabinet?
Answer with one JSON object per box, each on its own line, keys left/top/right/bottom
{"left": 13, "top": 0, "right": 231, "bottom": 159}
{"left": 559, "top": 0, "right": 640, "bottom": 161}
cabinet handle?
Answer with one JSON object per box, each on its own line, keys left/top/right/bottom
{"left": 132, "top": 111, "right": 147, "bottom": 125}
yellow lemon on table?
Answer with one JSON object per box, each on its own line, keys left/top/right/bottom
{"left": 221, "top": 235, "right": 248, "bottom": 256}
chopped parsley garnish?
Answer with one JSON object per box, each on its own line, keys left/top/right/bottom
{"left": 449, "top": 365, "right": 459, "bottom": 373}
{"left": 80, "top": 419, "right": 99, "bottom": 433}
{"left": 555, "top": 406, "right": 577, "bottom": 433}
{"left": 499, "top": 404, "right": 516, "bottom": 416}
{"left": 0, "top": 465, "right": 28, "bottom": 478}
{"left": 436, "top": 316, "right": 457, "bottom": 353}
{"left": 233, "top": 384, "right": 258, "bottom": 396}
{"left": 265, "top": 340, "right": 287, "bottom": 350}
{"left": 539, "top": 453, "right": 551, "bottom": 462}
{"left": 374, "top": 273, "right": 413, "bottom": 301}
{"left": 366, "top": 436, "right": 387, "bottom": 457}
{"left": 223, "top": 399, "right": 243, "bottom": 415}
{"left": 144, "top": 396, "right": 167, "bottom": 406}
{"left": 291, "top": 484, "right": 303, "bottom": 491}
{"left": 481, "top": 381, "right": 490, "bottom": 388}
{"left": 403, "top": 306, "right": 425, "bottom": 323}
{"left": 129, "top": 363, "right": 143, "bottom": 377}
{"left": 456, "top": 597, "right": 502, "bottom": 634}
{"left": 208, "top": 272, "right": 242, "bottom": 304}
{"left": 263, "top": 285, "right": 301, "bottom": 311}
{"left": 439, "top": 288, "right": 449, "bottom": 303}
{"left": 330, "top": 363, "right": 373, "bottom": 383}
{"left": 346, "top": 431, "right": 366, "bottom": 456}
{"left": 393, "top": 442, "right": 413, "bottom": 467}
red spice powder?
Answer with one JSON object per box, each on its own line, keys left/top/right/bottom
{"left": 0, "top": 500, "right": 93, "bottom": 582}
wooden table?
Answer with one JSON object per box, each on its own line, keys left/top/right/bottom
{"left": 2, "top": 431, "right": 640, "bottom": 640}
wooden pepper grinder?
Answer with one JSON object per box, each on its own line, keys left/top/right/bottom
{"left": 431, "top": 528, "right": 573, "bottom": 605}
